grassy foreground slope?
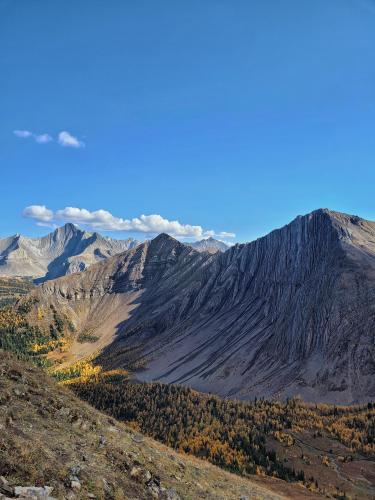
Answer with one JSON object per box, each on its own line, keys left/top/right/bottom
{"left": 1, "top": 302, "right": 374, "bottom": 498}
{"left": 0, "top": 350, "right": 321, "bottom": 500}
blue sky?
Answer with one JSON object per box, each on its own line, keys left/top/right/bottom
{"left": 1, "top": 0, "right": 375, "bottom": 242}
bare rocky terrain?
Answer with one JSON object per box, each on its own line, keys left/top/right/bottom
{"left": 188, "top": 237, "right": 229, "bottom": 253}
{"left": 0, "top": 225, "right": 227, "bottom": 283}
{"left": 22, "top": 209, "right": 375, "bottom": 404}
{"left": 0, "top": 224, "right": 139, "bottom": 282}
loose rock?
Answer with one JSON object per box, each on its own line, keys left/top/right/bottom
{"left": 13, "top": 485, "right": 54, "bottom": 499}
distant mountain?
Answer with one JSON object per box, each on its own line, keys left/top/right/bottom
{"left": 0, "top": 223, "right": 139, "bottom": 282}
{"left": 189, "top": 237, "right": 230, "bottom": 253}
{"left": 20, "top": 209, "right": 375, "bottom": 403}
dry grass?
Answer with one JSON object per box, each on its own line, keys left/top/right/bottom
{"left": 0, "top": 350, "right": 322, "bottom": 499}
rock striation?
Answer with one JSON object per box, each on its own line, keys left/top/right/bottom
{"left": 23, "top": 209, "right": 375, "bottom": 403}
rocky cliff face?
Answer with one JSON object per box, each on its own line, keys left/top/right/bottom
{"left": 0, "top": 223, "right": 139, "bottom": 282}
{"left": 23, "top": 210, "right": 375, "bottom": 403}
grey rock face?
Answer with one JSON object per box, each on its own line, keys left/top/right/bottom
{"left": 13, "top": 485, "right": 54, "bottom": 499}
{"left": 26, "top": 210, "right": 375, "bottom": 403}
{"left": 189, "top": 237, "right": 230, "bottom": 253}
{"left": 0, "top": 224, "right": 139, "bottom": 282}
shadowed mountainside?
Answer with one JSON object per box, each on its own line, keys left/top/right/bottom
{"left": 22, "top": 209, "right": 375, "bottom": 403}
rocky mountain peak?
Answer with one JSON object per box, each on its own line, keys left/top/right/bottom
{"left": 189, "top": 236, "right": 230, "bottom": 253}
{"left": 148, "top": 233, "right": 187, "bottom": 255}
{"left": 301, "top": 207, "right": 369, "bottom": 226}
{"left": 0, "top": 225, "right": 141, "bottom": 281}
{"left": 53, "top": 222, "right": 82, "bottom": 239}
{"left": 151, "top": 232, "right": 179, "bottom": 244}
{"left": 60, "top": 222, "right": 78, "bottom": 231}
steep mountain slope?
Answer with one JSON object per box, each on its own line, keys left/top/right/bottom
{"left": 0, "top": 223, "right": 139, "bottom": 282}
{"left": 22, "top": 209, "right": 375, "bottom": 403}
{"left": 189, "top": 237, "right": 229, "bottom": 253}
{"left": 1, "top": 350, "right": 302, "bottom": 500}
{"left": 22, "top": 236, "right": 212, "bottom": 368}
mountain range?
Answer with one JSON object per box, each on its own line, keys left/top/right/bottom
{"left": 0, "top": 225, "right": 228, "bottom": 283}
{"left": 20, "top": 208, "right": 375, "bottom": 404}
{"left": 0, "top": 223, "right": 139, "bottom": 282}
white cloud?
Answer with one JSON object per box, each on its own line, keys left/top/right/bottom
{"left": 58, "top": 131, "right": 84, "bottom": 148}
{"left": 216, "top": 231, "right": 236, "bottom": 238}
{"left": 36, "top": 222, "right": 58, "bottom": 229}
{"left": 13, "top": 129, "right": 83, "bottom": 147}
{"left": 23, "top": 204, "right": 235, "bottom": 239}
{"left": 22, "top": 205, "right": 54, "bottom": 222}
{"left": 195, "top": 229, "right": 236, "bottom": 240}
{"left": 14, "top": 130, "right": 33, "bottom": 138}
{"left": 55, "top": 207, "right": 204, "bottom": 237}
{"left": 35, "top": 133, "right": 52, "bottom": 144}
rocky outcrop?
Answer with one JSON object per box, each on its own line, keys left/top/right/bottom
{"left": 189, "top": 237, "right": 230, "bottom": 253}
{"left": 24, "top": 209, "right": 375, "bottom": 403}
{"left": 0, "top": 224, "right": 139, "bottom": 282}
